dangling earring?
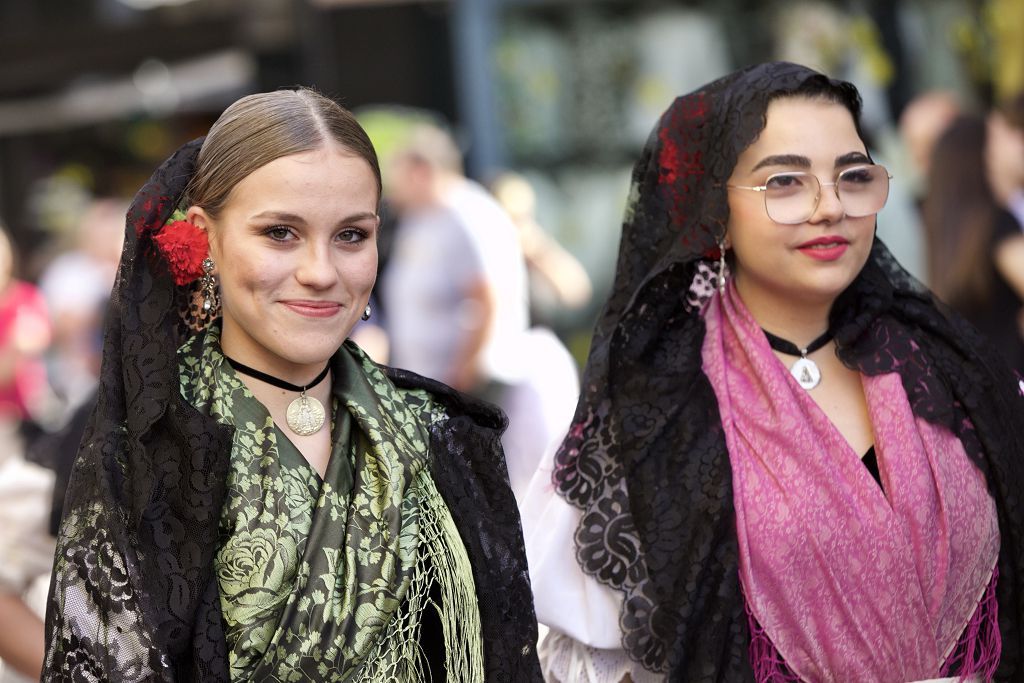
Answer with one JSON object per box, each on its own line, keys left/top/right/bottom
{"left": 361, "top": 304, "right": 372, "bottom": 321}
{"left": 717, "top": 238, "right": 728, "bottom": 295}
{"left": 201, "top": 258, "right": 218, "bottom": 312}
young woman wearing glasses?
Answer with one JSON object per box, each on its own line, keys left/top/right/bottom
{"left": 523, "top": 62, "right": 1024, "bottom": 682}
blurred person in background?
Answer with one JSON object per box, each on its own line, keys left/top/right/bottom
{"left": 898, "top": 90, "right": 961, "bottom": 199}
{"left": 0, "top": 223, "right": 56, "bottom": 682}
{"left": 0, "top": 434, "right": 54, "bottom": 683}
{"left": 0, "top": 225, "right": 53, "bottom": 424}
{"left": 45, "top": 88, "right": 541, "bottom": 682}
{"left": 489, "top": 171, "right": 593, "bottom": 329}
{"left": 922, "top": 115, "right": 1024, "bottom": 374}
{"left": 381, "top": 123, "right": 579, "bottom": 500}
{"left": 382, "top": 121, "right": 530, "bottom": 396}
{"left": 987, "top": 93, "right": 1024, "bottom": 232}
{"left": 523, "top": 61, "right": 1024, "bottom": 682}
{"left": 38, "top": 197, "right": 125, "bottom": 412}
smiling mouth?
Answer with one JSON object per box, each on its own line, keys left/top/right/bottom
{"left": 795, "top": 238, "right": 850, "bottom": 262}
{"left": 797, "top": 237, "right": 849, "bottom": 249}
{"left": 282, "top": 301, "right": 343, "bottom": 317}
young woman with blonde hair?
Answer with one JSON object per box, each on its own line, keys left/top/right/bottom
{"left": 45, "top": 88, "right": 541, "bottom": 682}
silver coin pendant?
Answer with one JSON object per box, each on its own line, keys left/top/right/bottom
{"left": 285, "top": 394, "right": 326, "bottom": 436}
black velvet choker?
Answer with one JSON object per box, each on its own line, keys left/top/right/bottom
{"left": 223, "top": 356, "right": 330, "bottom": 393}
{"left": 224, "top": 355, "right": 330, "bottom": 436}
{"left": 762, "top": 328, "right": 834, "bottom": 390}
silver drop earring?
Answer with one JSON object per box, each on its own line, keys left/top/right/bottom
{"left": 361, "top": 304, "right": 372, "bottom": 321}
{"left": 717, "top": 239, "right": 728, "bottom": 295}
{"left": 201, "top": 258, "right": 218, "bottom": 311}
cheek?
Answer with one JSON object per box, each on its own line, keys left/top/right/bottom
{"left": 221, "top": 253, "right": 286, "bottom": 296}
{"left": 346, "top": 250, "right": 378, "bottom": 290}
{"left": 727, "top": 211, "right": 776, "bottom": 263}
{"left": 853, "top": 219, "right": 876, "bottom": 259}
{"left": 725, "top": 194, "right": 764, "bottom": 241}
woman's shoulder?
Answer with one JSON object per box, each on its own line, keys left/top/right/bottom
{"left": 339, "top": 340, "right": 507, "bottom": 433}
{"left": 384, "top": 364, "right": 508, "bottom": 433}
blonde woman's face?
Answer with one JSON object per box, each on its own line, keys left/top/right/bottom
{"left": 191, "top": 146, "right": 380, "bottom": 378}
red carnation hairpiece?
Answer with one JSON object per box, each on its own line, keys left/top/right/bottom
{"left": 153, "top": 220, "right": 209, "bottom": 286}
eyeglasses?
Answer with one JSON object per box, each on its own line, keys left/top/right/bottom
{"left": 727, "top": 164, "right": 892, "bottom": 225}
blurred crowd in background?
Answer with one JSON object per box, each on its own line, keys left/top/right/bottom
{"left": 1, "top": 0, "right": 1024, "bottom": 680}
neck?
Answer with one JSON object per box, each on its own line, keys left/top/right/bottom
{"left": 221, "top": 348, "right": 334, "bottom": 430}
{"left": 432, "top": 173, "right": 463, "bottom": 205}
{"left": 733, "top": 277, "right": 833, "bottom": 347}
{"left": 220, "top": 320, "right": 330, "bottom": 388}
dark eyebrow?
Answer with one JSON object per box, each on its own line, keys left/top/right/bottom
{"left": 251, "top": 210, "right": 379, "bottom": 225}
{"left": 749, "top": 151, "right": 871, "bottom": 174}
{"left": 750, "top": 154, "right": 811, "bottom": 172}
{"left": 836, "top": 151, "right": 871, "bottom": 166}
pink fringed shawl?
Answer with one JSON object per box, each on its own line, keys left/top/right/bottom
{"left": 701, "top": 282, "right": 1001, "bottom": 682}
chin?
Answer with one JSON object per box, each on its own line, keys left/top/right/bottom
{"left": 272, "top": 338, "right": 346, "bottom": 367}
{"left": 780, "top": 277, "right": 850, "bottom": 306}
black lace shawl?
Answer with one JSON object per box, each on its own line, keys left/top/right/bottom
{"left": 42, "top": 138, "right": 542, "bottom": 682}
{"left": 552, "top": 61, "right": 1024, "bottom": 681}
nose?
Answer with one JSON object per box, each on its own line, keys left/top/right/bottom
{"left": 808, "top": 180, "right": 845, "bottom": 224}
{"left": 295, "top": 243, "right": 338, "bottom": 290}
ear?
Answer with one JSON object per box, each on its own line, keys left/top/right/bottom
{"left": 187, "top": 206, "right": 218, "bottom": 262}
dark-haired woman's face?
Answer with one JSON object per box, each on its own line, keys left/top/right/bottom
{"left": 725, "top": 97, "right": 875, "bottom": 314}
{"left": 190, "top": 147, "right": 379, "bottom": 379}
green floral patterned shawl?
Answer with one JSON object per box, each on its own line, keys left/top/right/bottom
{"left": 178, "top": 325, "right": 484, "bottom": 681}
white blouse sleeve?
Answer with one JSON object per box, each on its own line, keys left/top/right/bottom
{"left": 520, "top": 433, "right": 664, "bottom": 682}
{"left": 520, "top": 452, "right": 624, "bottom": 647}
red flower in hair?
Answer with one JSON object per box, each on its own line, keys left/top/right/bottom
{"left": 153, "top": 220, "right": 209, "bottom": 285}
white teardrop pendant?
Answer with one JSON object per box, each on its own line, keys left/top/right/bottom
{"left": 285, "top": 393, "right": 326, "bottom": 436}
{"left": 790, "top": 357, "right": 822, "bottom": 390}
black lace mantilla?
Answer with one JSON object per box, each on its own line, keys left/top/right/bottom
{"left": 553, "top": 61, "right": 1024, "bottom": 681}
{"left": 43, "top": 138, "right": 543, "bottom": 681}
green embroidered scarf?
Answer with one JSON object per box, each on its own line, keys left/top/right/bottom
{"left": 178, "top": 325, "right": 484, "bottom": 681}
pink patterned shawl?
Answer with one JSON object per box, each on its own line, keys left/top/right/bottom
{"left": 701, "top": 281, "right": 1000, "bottom": 682}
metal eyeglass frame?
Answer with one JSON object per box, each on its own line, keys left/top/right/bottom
{"left": 726, "top": 164, "right": 893, "bottom": 225}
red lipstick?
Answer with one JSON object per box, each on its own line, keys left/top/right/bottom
{"left": 796, "top": 236, "right": 849, "bottom": 261}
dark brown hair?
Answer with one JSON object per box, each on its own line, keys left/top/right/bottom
{"left": 922, "top": 115, "right": 996, "bottom": 310}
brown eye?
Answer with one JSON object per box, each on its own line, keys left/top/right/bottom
{"left": 337, "top": 228, "right": 368, "bottom": 243}
{"left": 764, "top": 173, "right": 809, "bottom": 195}
{"left": 265, "top": 226, "right": 293, "bottom": 241}
{"left": 839, "top": 166, "right": 874, "bottom": 185}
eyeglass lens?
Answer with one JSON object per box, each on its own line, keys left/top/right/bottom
{"left": 764, "top": 165, "right": 890, "bottom": 224}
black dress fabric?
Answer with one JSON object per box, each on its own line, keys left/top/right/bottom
{"left": 42, "top": 138, "right": 543, "bottom": 682}
{"left": 552, "top": 61, "right": 1024, "bottom": 681}
{"left": 861, "top": 446, "right": 882, "bottom": 491}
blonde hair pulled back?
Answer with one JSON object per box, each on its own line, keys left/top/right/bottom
{"left": 187, "top": 88, "right": 381, "bottom": 216}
